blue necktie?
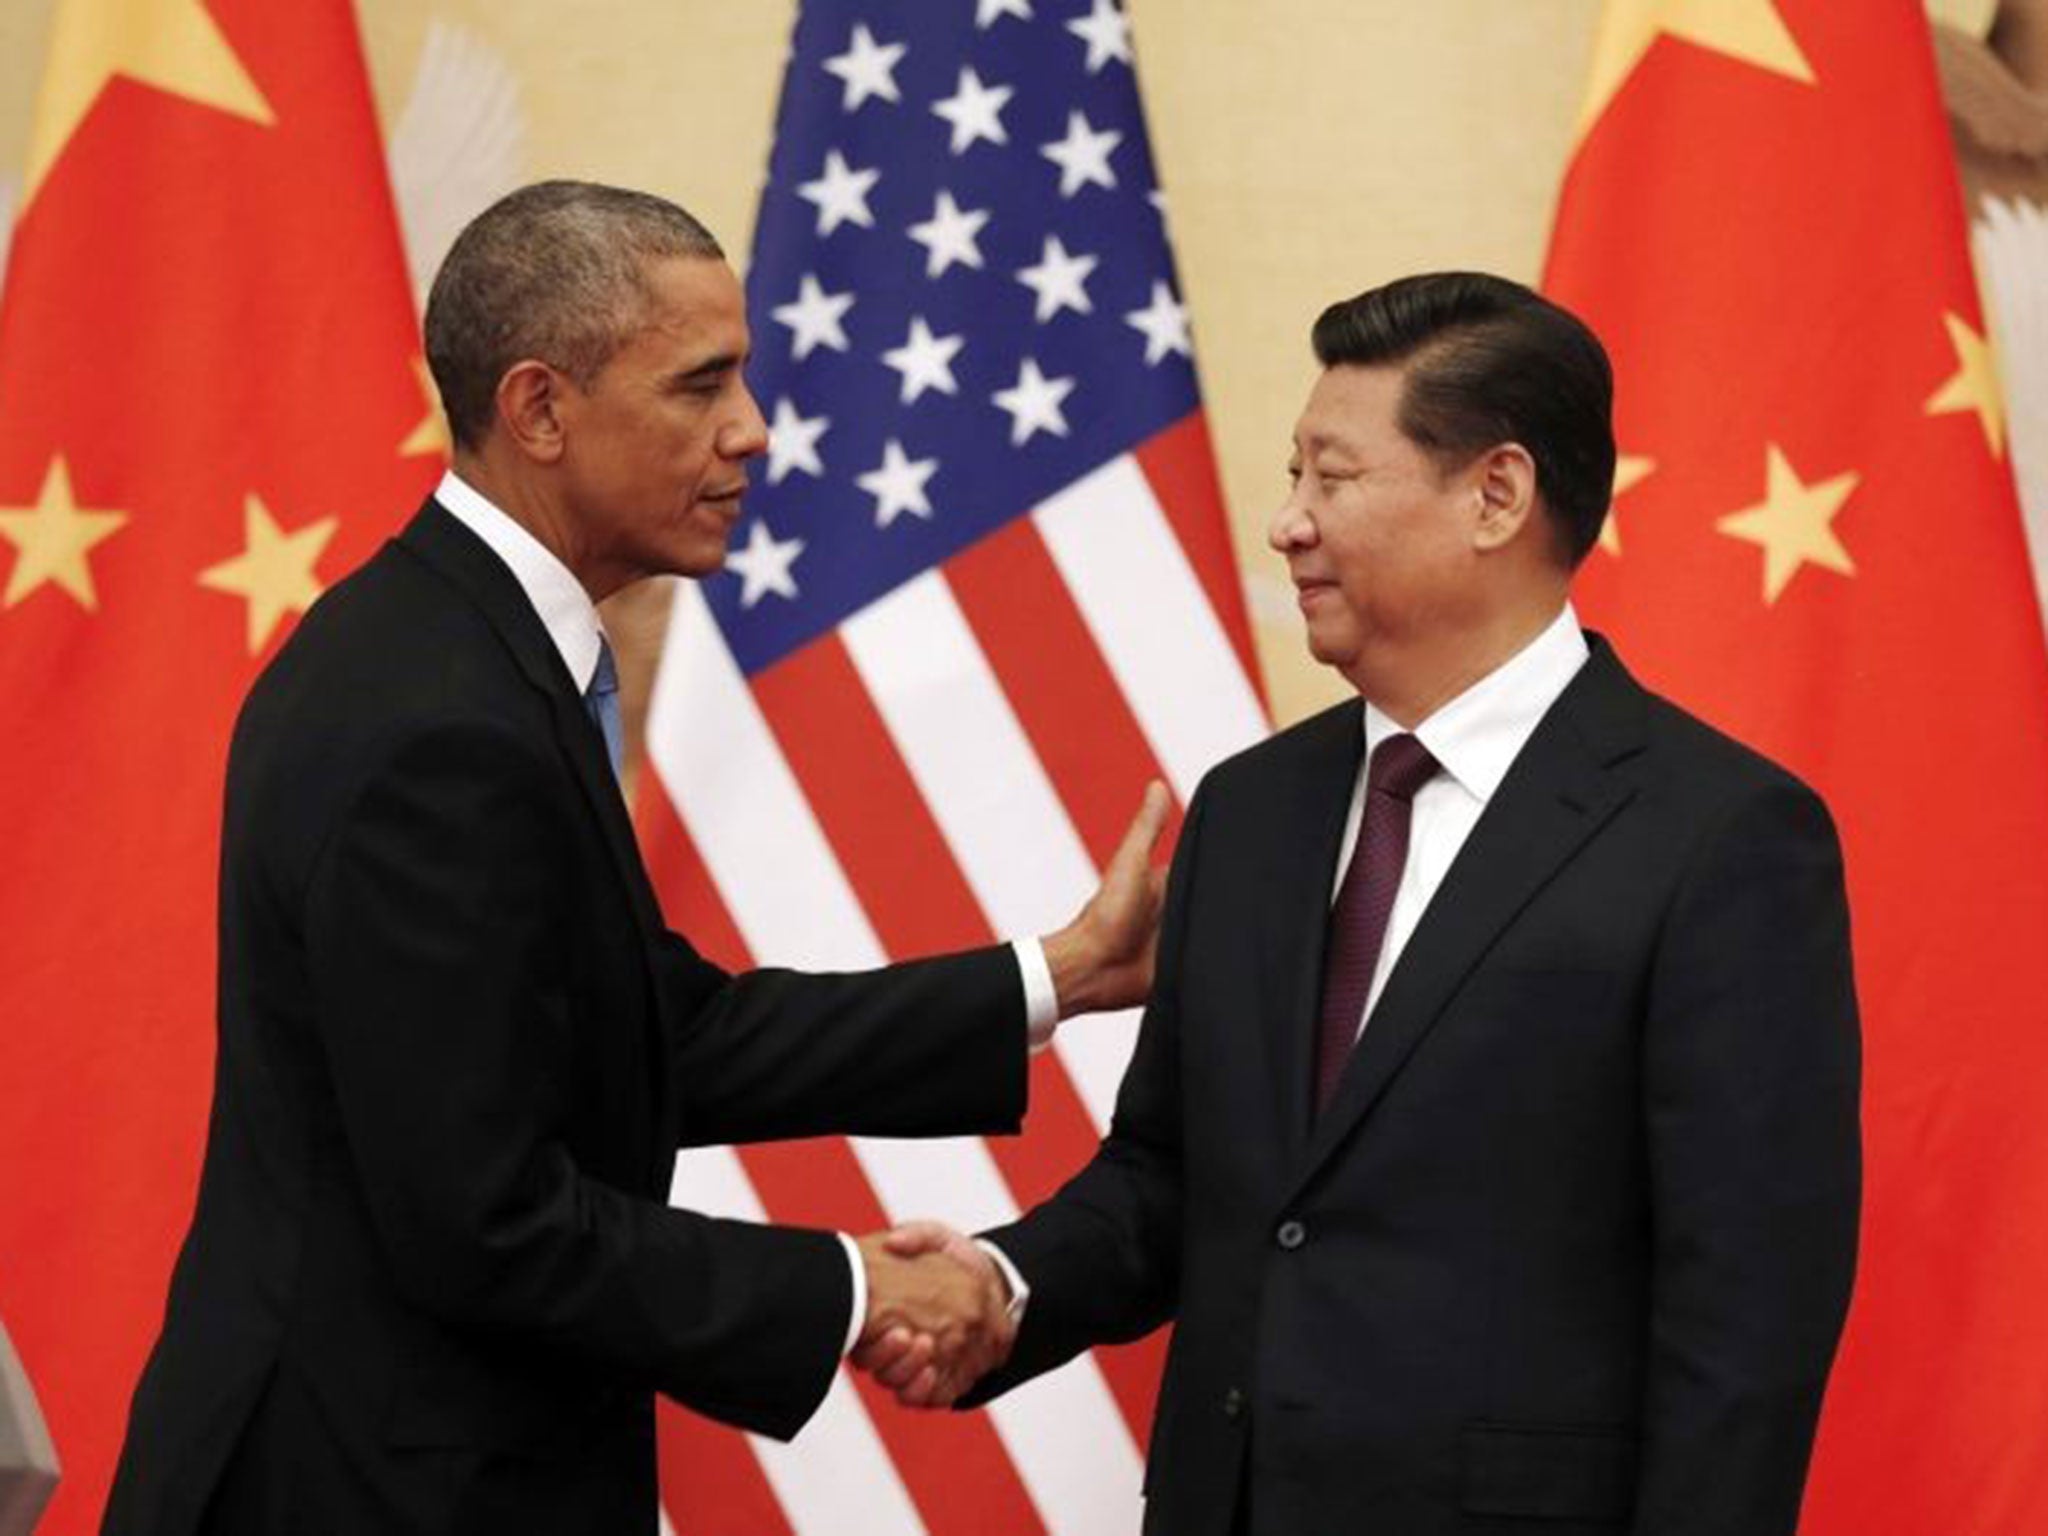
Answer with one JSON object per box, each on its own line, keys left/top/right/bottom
{"left": 585, "top": 636, "right": 623, "bottom": 780}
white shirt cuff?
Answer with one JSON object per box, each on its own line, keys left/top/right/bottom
{"left": 975, "top": 1238, "right": 1030, "bottom": 1327}
{"left": 1011, "top": 937, "right": 1059, "bottom": 1052}
{"left": 837, "top": 1231, "right": 867, "bottom": 1357}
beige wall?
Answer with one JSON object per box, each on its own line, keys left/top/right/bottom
{"left": 0, "top": 1, "right": 1767, "bottom": 725}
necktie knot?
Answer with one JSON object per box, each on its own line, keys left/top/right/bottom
{"left": 585, "top": 637, "right": 624, "bottom": 780}
{"left": 1368, "top": 732, "right": 1437, "bottom": 803}
{"left": 587, "top": 638, "right": 619, "bottom": 704}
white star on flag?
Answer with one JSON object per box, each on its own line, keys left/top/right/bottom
{"left": 1041, "top": 111, "right": 1122, "bottom": 197}
{"left": 1125, "top": 280, "right": 1191, "bottom": 364}
{"left": 798, "top": 149, "right": 880, "bottom": 236}
{"left": 724, "top": 518, "right": 805, "bottom": 607}
{"left": 823, "top": 24, "right": 906, "bottom": 111}
{"left": 766, "top": 398, "right": 830, "bottom": 483}
{"left": 907, "top": 189, "right": 990, "bottom": 277}
{"left": 882, "top": 317, "right": 965, "bottom": 404}
{"left": 856, "top": 438, "right": 940, "bottom": 527}
{"left": 931, "top": 66, "right": 1013, "bottom": 155}
{"left": 771, "top": 274, "right": 855, "bottom": 359}
{"left": 1016, "top": 234, "right": 1099, "bottom": 323}
{"left": 1067, "top": 0, "right": 1133, "bottom": 74}
{"left": 977, "top": 0, "right": 1033, "bottom": 25}
{"left": 992, "top": 357, "right": 1075, "bottom": 445}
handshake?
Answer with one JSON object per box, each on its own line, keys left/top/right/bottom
{"left": 854, "top": 1221, "right": 1016, "bottom": 1408}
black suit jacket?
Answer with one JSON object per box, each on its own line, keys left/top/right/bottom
{"left": 104, "top": 502, "right": 1028, "bottom": 1536}
{"left": 977, "top": 638, "right": 1860, "bottom": 1536}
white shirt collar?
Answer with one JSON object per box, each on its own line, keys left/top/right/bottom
{"left": 435, "top": 468, "right": 608, "bottom": 693}
{"left": 1363, "top": 603, "right": 1590, "bottom": 806}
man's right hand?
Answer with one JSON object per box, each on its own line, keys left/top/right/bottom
{"left": 854, "top": 1226, "right": 1013, "bottom": 1407}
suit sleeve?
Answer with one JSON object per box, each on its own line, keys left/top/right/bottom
{"left": 1633, "top": 775, "right": 1861, "bottom": 1534}
{"left": 965, "top": 786, "right": 1209, "bottom": 1401}
{"left": 305, "top": 718, "right": 845, "bottom": 1440}
{"left": 652, "top": 936, "right": 1028, "bottom": 1148}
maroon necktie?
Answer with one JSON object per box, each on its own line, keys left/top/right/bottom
{"left": 1313, "top": 732, "right": 1440, "bottom": 1115}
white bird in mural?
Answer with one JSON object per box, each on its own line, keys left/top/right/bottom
{"left": 385, "top": 18, "right": 529, "bottom": 301}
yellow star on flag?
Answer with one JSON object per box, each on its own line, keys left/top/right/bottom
{"left": 198, "top": 494, "right": 338, "bottom": 653}
{"left": 1924, "top": 310, "right": 2005, "bottom": 459}
{"left": 1715, "top": 444, "right": 1858, "bottom": 605}
{"left": 0, "top": 455, "right": 130, "bottom": 611}
{"left": 1597, "top": 453, "right": 1656, "bottom": 558}
{"left": 24, "top": 0, "right": 276, "bottom": 206}
{"left": 1576, "top": 0, "right": 1815, "bottom": 142}
{"left": 400, "top": 356, "right": 452, "bottom": 460}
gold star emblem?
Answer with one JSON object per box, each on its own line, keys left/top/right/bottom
{"left": 1597, "top": 453, "right": 1656, "bottom": 558}
{"left": 1924, "top": 311, "right": 2005, "bottom": 459}
{"left": 1715, "top": 444, "right": 1858, "bottom": 605}
{"left": 24, "top": 0, "right": 275, "bottom": 206}
{"left": 0, "top": 455, "right": 130, "bottom": 611}
{"left": 198, "top": 493, "right": 338, "bottom": 653}
{"left": 400, "top": 356, "right": 451, "bottom": 460}
{"left": 1576, "top": 0, "right": 1815, "bottom": 142}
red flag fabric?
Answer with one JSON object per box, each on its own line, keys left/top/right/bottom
{"left": 1544, "top": 2, "right": 2048, "bottom": 1529}
{"left": 0, "top": 1, "right": 438, "bottom": 1528}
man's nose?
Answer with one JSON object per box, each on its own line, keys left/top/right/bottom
{"left": 1269, "top": 494, "right": 1314, "bottom": 553}
{"left": 724, "top": 385, "right": 770, "bottom": 460}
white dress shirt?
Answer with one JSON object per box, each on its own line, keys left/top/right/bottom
{"left": 436, "top": 470, "right": 1057, "bottom": 1355}
{"left": 1335, "top": 602, "right": 1590, "bottom": 1037}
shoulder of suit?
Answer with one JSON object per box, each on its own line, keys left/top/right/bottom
{"left": 237, "top": 527, "right": 541, "bottom": 759}
{"left": 1625, "top": 675, "right": 1830, "bottom": 814}
{"left": 1188, "top": 694, "right": 1360, "bottom": 804}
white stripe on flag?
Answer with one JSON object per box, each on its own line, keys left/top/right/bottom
{"left": 669, "top": 1147, "right": 927, "bottom": 1536}
{"left": 1035, "top": 455, "right": 1268, "bottom": 802}
{"left": 839, "top": 570, "right": 1137, "bottom": 1131}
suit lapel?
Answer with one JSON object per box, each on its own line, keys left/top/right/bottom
{"left": 1259, "top": 700, "right": 1366, "bottom": 1168}
{"left": 1286, "top": 640, "right": 1648, "bottom": 1198}
{"left": 398, "top": 500, "right": 665, "bottom": 937}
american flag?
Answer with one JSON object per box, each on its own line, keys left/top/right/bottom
{"left": 633, "top": 2, "right": 1268, "bottom": 1530}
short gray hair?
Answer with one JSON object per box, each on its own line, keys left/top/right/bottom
{"left": 423, "top": 180, "right": 724, "bottom": 450}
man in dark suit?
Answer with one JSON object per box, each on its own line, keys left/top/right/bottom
{"left": 868, "top": 272, "right": 1861, "bottom": 1534}
{"left": 102, "top": 181, "right": 1165, "bottom": 1536}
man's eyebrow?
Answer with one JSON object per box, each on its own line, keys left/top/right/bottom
{"left": 675, "top": 351, "right": 745, "bottom": 382}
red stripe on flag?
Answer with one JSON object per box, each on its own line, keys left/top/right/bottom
{"left": 751, "top": 636, "right": 987, "bottom": 958}
{"left": 1136, "top": 413, "right": 1266, "bottom": 703}
{"left": 657, "top": 1400, "right": 795, "bottom": 1536}
{"left": 948, "top": 516, "right": 1186, "bottom": 868}
{"left": 741, "top": 1140, "right": 1049, "bottom": 1536}
{"left": 635, "top": 765, "right": 752, "bottom": 975}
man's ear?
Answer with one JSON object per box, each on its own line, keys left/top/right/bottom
{"left": 494, "top": 360, "right": 567, "bottom": 465}
{"left": 1471, "top": 442, "right": 1538, "bottom": 552}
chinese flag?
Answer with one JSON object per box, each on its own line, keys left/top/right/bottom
{"left": 1544, "top": 1, "right": 2048, "bottom": 1530}
{"left": 0, "top": 1, "right": 438, "bottom": 1528}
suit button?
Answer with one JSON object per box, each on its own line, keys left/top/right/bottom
{"left": 1275, "top": 1219, "right": 1307, "bottom": 1250}
{"left": 1222, "top": 1387, "right": 1246, "bottom": 1420}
